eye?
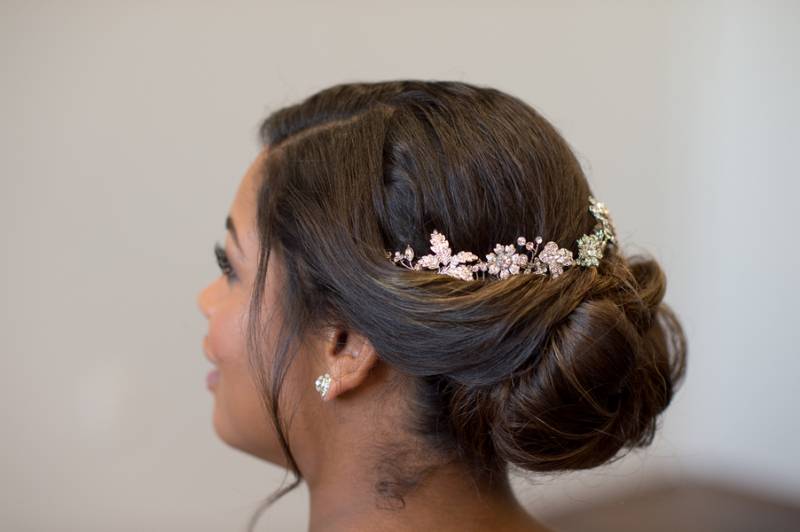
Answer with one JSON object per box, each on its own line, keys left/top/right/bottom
{"left": 214, "top": 242, "right": 238, "bottom": 282}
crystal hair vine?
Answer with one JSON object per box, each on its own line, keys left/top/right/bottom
{"left": 383, "top": 196, "right": 616, "bottom": 281}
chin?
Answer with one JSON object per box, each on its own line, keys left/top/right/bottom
{"left": 211, "top": 400, "right": 287, "bottom": 465}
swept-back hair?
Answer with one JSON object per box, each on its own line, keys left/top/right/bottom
{"left": 242, "top": 80, "right": 687, "bottom": 531}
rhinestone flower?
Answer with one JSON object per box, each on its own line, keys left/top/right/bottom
{"left": 485, "top": 242, "right": 529, "bottom": 279}
{"left": 575, "top": 196, "right": 616, "bottom": 267}
{"left": 535, "top": 241, "right": 575, "bottom": 277}
{"left": 576, "top": 232, "right": 604, "bottom": 267}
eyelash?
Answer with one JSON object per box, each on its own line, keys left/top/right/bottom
{"left": 214, "top": 242, "right": 237, "bottom": 282}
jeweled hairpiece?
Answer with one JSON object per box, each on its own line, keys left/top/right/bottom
{"left": 384, "top": 196, "right": 616, "bottom": 281}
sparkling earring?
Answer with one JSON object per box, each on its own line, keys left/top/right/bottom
{"left": 315, "top": 373, "right": 332, "bottom": 399}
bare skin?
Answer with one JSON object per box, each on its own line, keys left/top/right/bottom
{"left": 197, "top": 148, "right": 552, "bottom": 532}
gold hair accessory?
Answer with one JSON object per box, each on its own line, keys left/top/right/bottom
{"left": 384, "top": 196, "right": 615, "bottom": 280}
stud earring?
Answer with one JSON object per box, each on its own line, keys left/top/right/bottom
{"left": 315, "top": 373, "right": 332, "bottom": 399}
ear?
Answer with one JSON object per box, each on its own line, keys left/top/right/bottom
{"left": 318, "top": 327, "right": 380, "bottom": 402}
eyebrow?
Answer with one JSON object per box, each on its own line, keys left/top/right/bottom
{"left": 226, "top": 215, "right": 244, "bottom": 256}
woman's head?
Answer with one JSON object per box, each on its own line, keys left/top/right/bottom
{"left": 197, "top": 80, "right": 687, "bottom": 520}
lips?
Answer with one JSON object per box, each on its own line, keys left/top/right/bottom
{"left": 207, "top": 368, "right": 220, "bottom": 390}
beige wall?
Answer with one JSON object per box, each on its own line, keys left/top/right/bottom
{"left": 2, "top": 1, "right": 798, "bottom": 530}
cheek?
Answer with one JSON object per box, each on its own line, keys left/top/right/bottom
{"left": 207, "top": 300, "right": 269, "bottom": 450}
{"left": 207, "top": 297, "right": 248, "bottom": 368}
{"left": 207, "top": 298, "right": 294, "bottom": 465}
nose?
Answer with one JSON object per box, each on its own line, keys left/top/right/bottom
{"left": 197, "top": 283, "right": 213, "bottom": 319}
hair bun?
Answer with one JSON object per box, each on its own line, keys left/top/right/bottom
{"left": 449, "top": 253, "right": 687, "bottom": 474}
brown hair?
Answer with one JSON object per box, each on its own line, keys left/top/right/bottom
{"left": 243, "top": 80, "right": 687, "bottom": 529}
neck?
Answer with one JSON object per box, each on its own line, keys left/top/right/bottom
{"left": 306, "top": 458, "right": 540, "bottom": 532}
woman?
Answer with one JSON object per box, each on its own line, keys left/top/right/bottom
{"left": 197, "top": 80, "right": 687, "bottom": 532}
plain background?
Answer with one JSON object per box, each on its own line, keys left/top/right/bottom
{"left": 2, "top": 1, "right": 798, "bottom": 530}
